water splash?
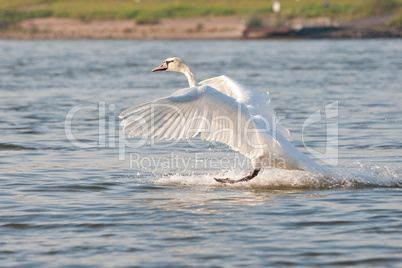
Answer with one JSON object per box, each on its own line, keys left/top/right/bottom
{"left": 151, "top": 163, "right": 402, "bottom": 189}
{"left": 333, "top": 161, "right": 402, "bottom": 188}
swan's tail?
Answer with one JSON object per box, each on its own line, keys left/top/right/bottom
{"left": 271, "top": 135, "right": 333, "bottom": 178}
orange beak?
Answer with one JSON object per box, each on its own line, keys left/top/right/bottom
{"left": 152, "top": 61, "right": 168, "bottom": 72}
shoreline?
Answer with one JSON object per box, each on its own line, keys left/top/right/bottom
{"left": 0, "top": 15, "right": 401, "bottom": 40}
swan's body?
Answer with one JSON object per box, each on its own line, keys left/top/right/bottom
{"left": 120, "top": 57, "right": 327, "bottom": 183}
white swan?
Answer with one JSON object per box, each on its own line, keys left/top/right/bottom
{"left": 120, "top": 57, "right": 327, "bottom": 183}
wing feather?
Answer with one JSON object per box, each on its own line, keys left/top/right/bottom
{"left": 120, "top": 85, "right": 280, "bottom": 158}
{"left": 200, "top": 75, "right": 290, "bottom": 140}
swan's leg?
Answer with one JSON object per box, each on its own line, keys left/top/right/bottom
{"left": 215, "top": 169, "right": 260, "bottom": 184}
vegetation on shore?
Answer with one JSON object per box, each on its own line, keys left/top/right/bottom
{"left": 0, "top": 0, "right": 401, "bottom": 28}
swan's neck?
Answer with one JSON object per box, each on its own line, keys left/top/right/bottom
{"left": 181, "top": 66, "right": 198, "bottom": 87}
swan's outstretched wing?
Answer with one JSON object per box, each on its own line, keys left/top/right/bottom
{"left": 119, "top": 85, "right": 280, "bottom": 159}
{"left": 200, "top": 75, "right": 290, "bottom": 140}
{"left": 199, "top": 75, "right": 247, "bottom": 102}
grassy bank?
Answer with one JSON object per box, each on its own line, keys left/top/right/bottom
{"left": 1, "top": 0, "right": 402, "bottom": 26}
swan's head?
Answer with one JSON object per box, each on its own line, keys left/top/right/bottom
{"left": 152, "top": 57, "right": 198, "bottom": 87}
{"left": 152, "top": 57, "right": 187, "bottom": 73}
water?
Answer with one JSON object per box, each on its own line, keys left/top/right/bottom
{"left": 0, "top": 39, "right": 401, "bottom": 267}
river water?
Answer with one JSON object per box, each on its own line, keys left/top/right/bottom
{"left": 0, "top": 39, "right": 401, "bottom": 267}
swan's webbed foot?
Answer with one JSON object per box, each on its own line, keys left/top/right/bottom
{"left": 215, "top": 169, "right": 260, "bottom": 184}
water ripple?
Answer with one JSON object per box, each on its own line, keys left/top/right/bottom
{"left": 0, "top": 39, "right": 401, "bottom": 267}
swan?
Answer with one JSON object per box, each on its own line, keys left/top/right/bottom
{"left": 120, "top": 57, "right": 328, "bottom": 183}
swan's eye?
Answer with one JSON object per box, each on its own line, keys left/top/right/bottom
{"left": 166, "top": 60, "right": 174, "bottom": 65}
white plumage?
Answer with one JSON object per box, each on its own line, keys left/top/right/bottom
{"left": 120, "top": 57, "right": 327, "bottom": 183}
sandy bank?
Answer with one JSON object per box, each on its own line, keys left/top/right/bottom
{"left": 0, "top": 16, "right": 244, "bottom": 40}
